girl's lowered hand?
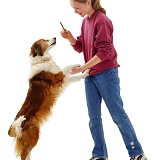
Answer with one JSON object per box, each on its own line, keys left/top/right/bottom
{"left": 71, "top": 65, "right": 85, "bottom": 75}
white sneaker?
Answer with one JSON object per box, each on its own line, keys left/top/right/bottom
{"left": 130, "top": 154, "right": 147, "bottom": 160}
{"left": 89, "top": 158, "right": 108, "bottom": 160}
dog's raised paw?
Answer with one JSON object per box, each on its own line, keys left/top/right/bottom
{"left": 62, "top": 64, "right": 81, "bottom": 74}
{"left": 82, "top": 69, "right": 90, "bottom": 78}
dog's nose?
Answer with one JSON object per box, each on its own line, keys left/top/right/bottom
{"left": 53, "top": 37, "right": 56, "bottom": 41}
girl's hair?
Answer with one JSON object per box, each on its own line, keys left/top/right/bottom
{"left": 73, "top": 0, "right": 106, "bottom": 14}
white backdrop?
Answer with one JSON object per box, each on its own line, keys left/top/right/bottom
{"left": 0, "top": 0, "right": 159, "bottom": 159}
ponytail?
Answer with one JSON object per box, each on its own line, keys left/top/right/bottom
{"left": 91, "top": 0, "right": 106, "bottom": 14}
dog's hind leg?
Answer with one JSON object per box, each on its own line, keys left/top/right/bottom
{"left": 21, "top": 150, "right": 31, "bottom": 160}
{"left": 15, "top": 138, "right": 30, "bottom": 160}
{"left": 15, "top": 124, "right": 40, "bottom": 160}
{"left": 20, "top": 136, "right": 39, "bottom": 160}
{"left": 25, "top": 152, "right": 31, "bottom": 160}
{"left": 21, "top": 151, "right": 31, "bottom": 160}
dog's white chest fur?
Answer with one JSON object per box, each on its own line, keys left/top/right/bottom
{"left": 29, "top": 55, "right": 61, "bottom": 78}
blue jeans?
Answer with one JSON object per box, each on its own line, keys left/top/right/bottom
{"left": 84, "top": 68, "right": 144, "bottom": 158}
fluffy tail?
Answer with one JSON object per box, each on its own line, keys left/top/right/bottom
{"left": 8, "top": 116, "right": 26, "bottom": 138}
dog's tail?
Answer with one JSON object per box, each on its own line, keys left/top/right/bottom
{"left": 8, "top": 116, "right": 26, "bottom": 138}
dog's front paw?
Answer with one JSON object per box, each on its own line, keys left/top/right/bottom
{"left": 82, "top": 69, "right": 90, "bottom": 78}
{"left": 63, "top": 64, "right": 80, "bottom": 74}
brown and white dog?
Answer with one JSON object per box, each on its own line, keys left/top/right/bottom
{"left": 8, "top": 37, "right": 89, "bottom": 160}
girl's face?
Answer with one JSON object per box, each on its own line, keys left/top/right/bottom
{"left": 70, "top": 0, "right": 92, "bottom": 17}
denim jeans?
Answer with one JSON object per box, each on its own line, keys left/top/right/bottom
{"left": 84, "top": 68, "right": 144, "bottom": 158}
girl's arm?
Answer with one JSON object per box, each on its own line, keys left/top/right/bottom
{"left": 61, "top": 30, "right": 76, "bottom": 45}
{"left": 71, "top": 55, "right": 101, "bottom": 74}
{"left": 61, "top": 30, "right": 83, "bottom": 53}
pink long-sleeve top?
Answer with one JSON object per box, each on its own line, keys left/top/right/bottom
{"left": 72, "top": 11, "right": 120, "bottom": 75}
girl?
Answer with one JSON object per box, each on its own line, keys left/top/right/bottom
{"left": 61, "top": 0, "right": 147, "bottom": 160}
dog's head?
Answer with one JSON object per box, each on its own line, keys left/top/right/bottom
{"left": 30, "top": 38, "right": 56, "bottom": 58}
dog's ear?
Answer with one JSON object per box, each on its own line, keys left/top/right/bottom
{"left": 30, "top": 44, "right": 43, "bottom": 57}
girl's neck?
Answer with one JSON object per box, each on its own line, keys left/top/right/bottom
{"left": 88, "top": 9, "right": 95, "bottom": 18}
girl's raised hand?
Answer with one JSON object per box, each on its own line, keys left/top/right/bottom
{"left": 60, "top": 30, "right": 72, "bottom": 39}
